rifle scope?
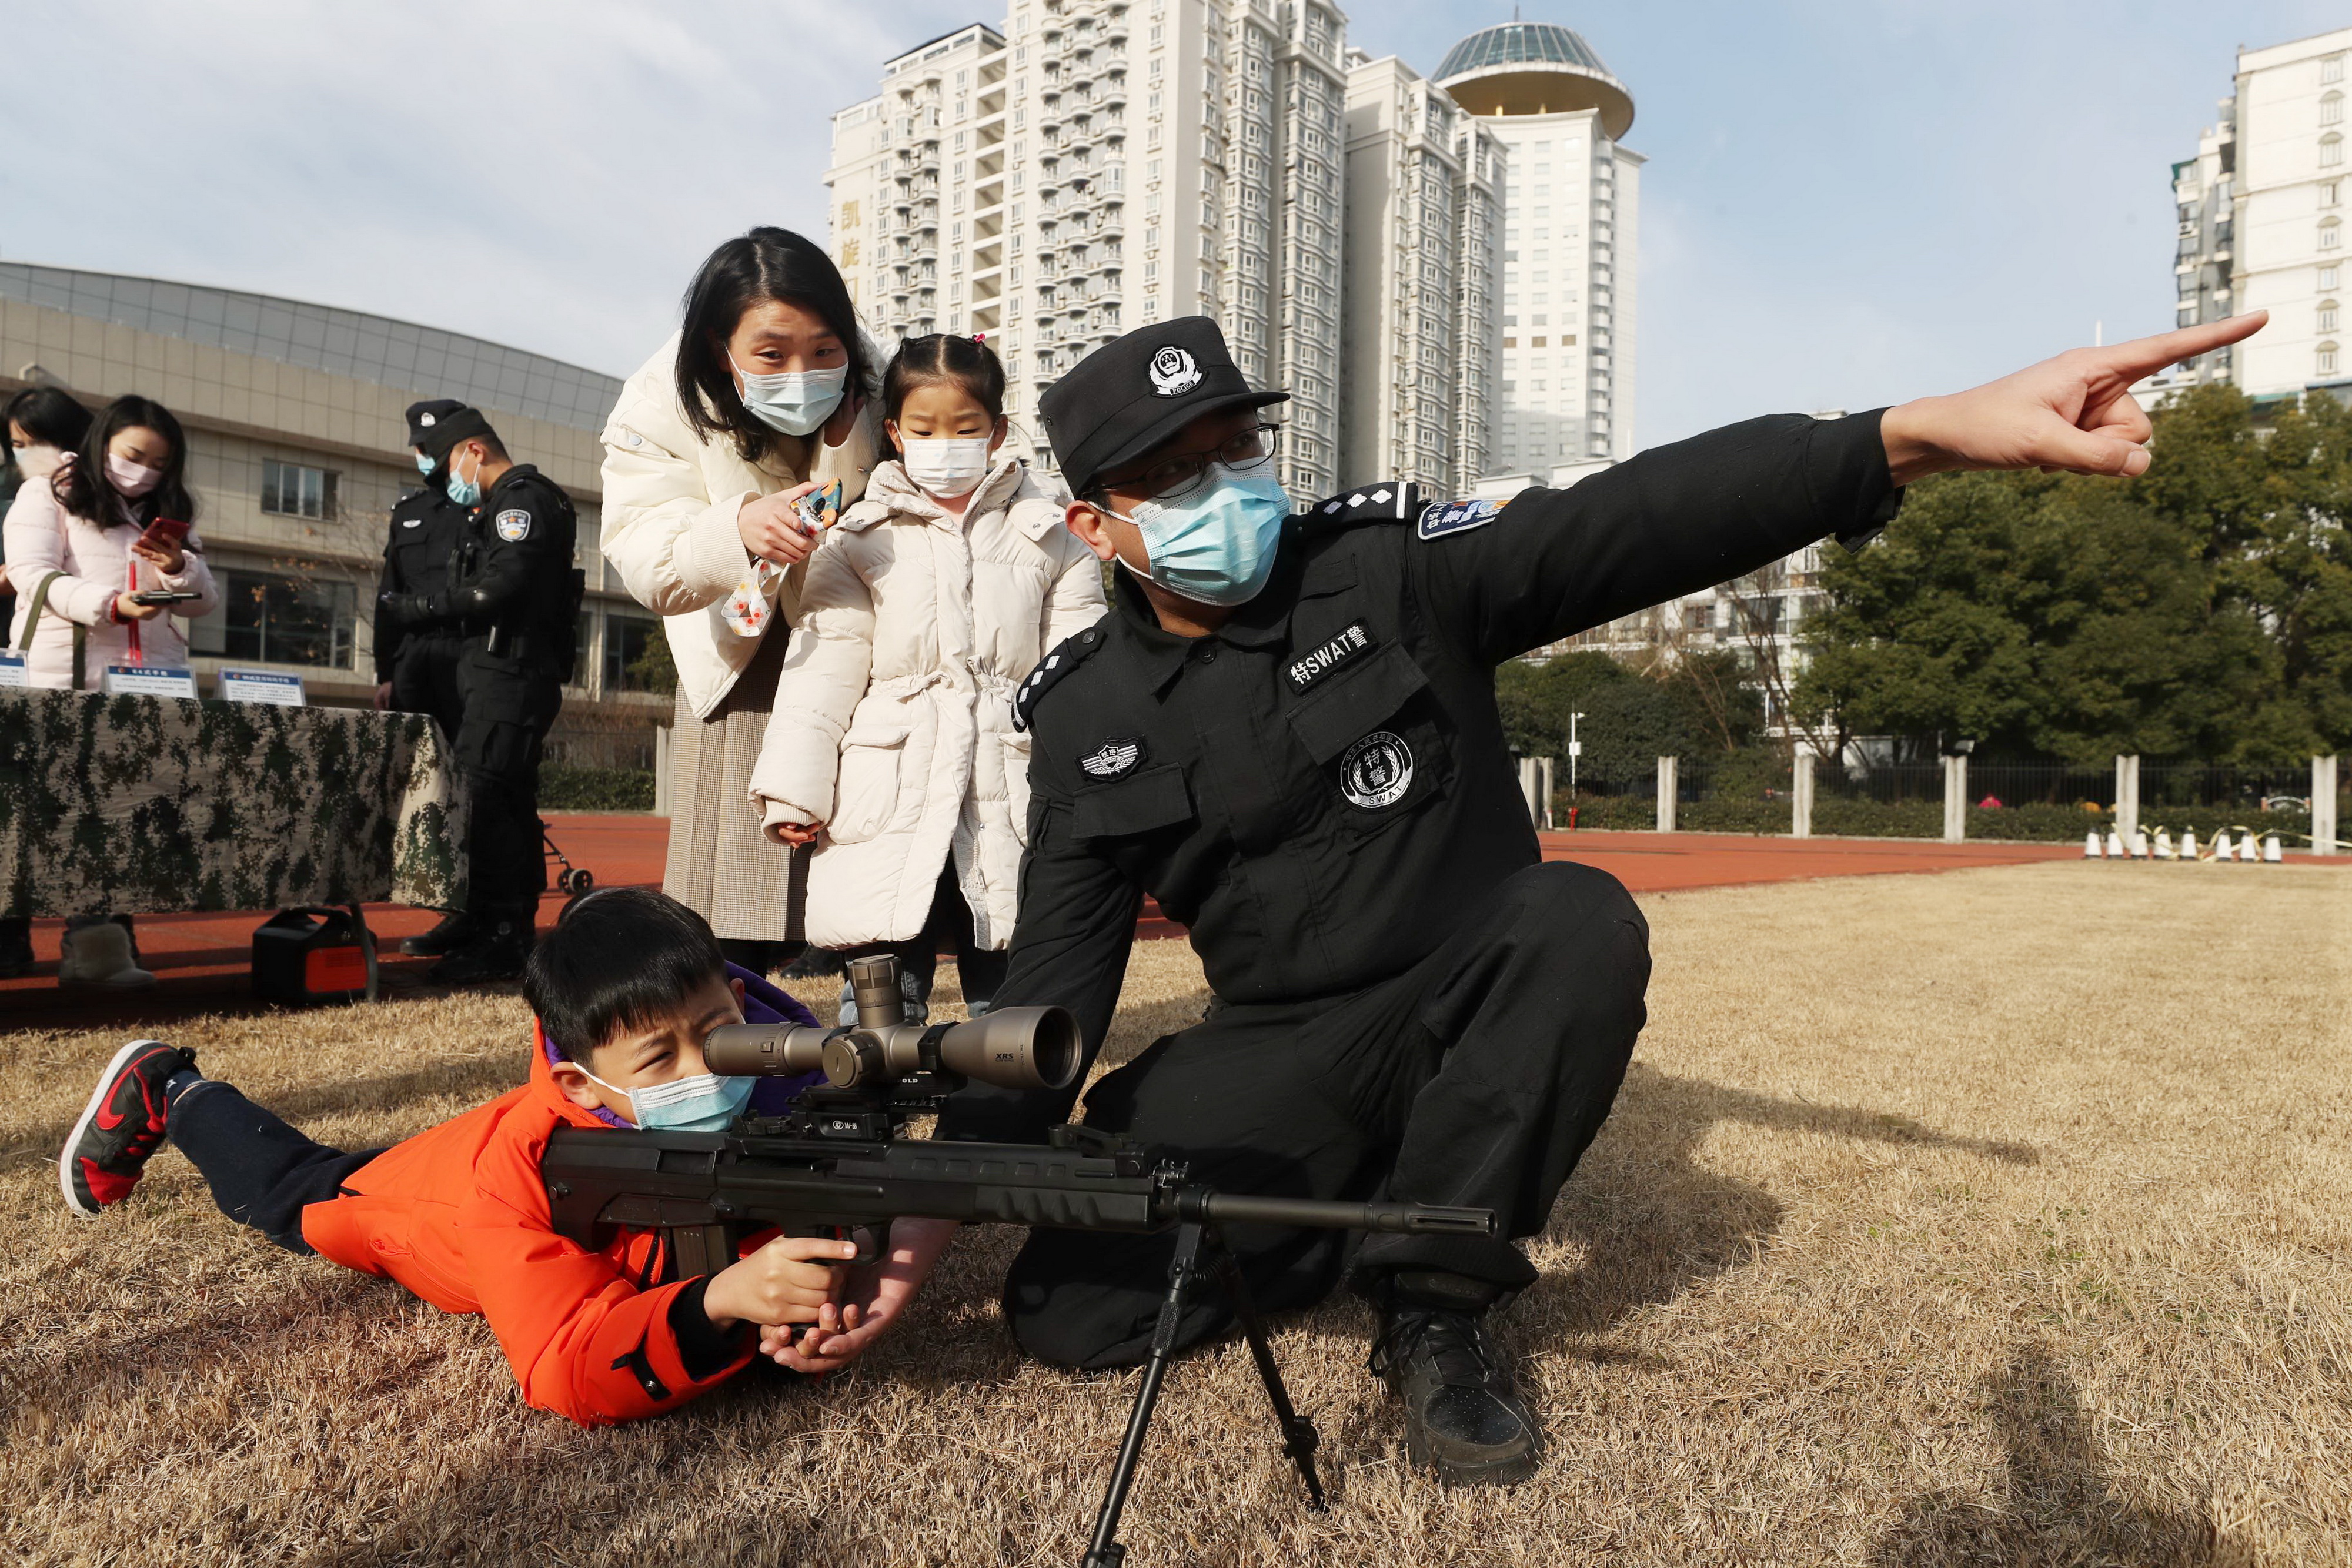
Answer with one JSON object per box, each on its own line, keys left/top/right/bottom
{"left": 703, "top": 954, "right": 1081, "bottom": 1094}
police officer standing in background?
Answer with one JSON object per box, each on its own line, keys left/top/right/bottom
{"left": 766, "top": 311, "right": 2266, "bottom": 1488}
{"left": 377, "top": 401, "right": 580, "bottom": 984}
{"left": 375, "top": 400, "right": 477, "bottom": 959}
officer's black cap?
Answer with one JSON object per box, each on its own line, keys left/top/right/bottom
{"left": 1038, "top": 316, "right": 1289, "bottom": 498}
{"left": 405, "top": 399, "right": 497, "bottom": 460}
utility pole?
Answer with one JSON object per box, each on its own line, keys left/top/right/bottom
{"left": 1569, "top": 710, "right": 1584, "bottom": 801}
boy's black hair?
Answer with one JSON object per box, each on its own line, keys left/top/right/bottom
{"left": 523, "top": 888, "right": 728, "bottom": 1064}
{"left": 883, "top": 333, "right": 1007, "bottom": 430}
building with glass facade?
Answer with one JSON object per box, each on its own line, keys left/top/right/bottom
{"left": 1435, "top": 21, "right": 1641, "bottom": 473}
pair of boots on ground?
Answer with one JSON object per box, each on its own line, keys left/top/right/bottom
{"left": 62, "top": 1038, "right": 1546, "bottom": 1487}
{"left": 399, "top": 906, "right": 537, "bottom": 983}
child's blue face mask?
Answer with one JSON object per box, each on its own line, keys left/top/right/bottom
{"left": 580, "top": 1066, "right": 754, "bottom": 1132}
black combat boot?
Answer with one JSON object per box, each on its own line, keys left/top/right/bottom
{"left": 1368, "top": 1271, "right": 1543, "bottom": 1487}
{"left": 399, "top": 910, "right": 476, "bottom": 958}
{"left": 429, "top": 911, "right": 534, "bottom": 985}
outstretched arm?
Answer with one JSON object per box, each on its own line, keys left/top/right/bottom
{"left": 1879, "top": 314, "right": 2266, "bottom": 485}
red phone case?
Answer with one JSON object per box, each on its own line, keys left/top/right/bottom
{"left": 138, "top": 517, "right": 191, "bottom": 553}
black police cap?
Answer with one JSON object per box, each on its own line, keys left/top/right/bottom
{"left": 1038, "top": 316, "right": 1288, "bottom": 498}
{"left": 405, "top": 399, "right": 497, "bottom": 461}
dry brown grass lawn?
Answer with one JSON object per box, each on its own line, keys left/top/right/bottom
{"left": 3, "top": 862, "right": 2347, "bottom": 1566}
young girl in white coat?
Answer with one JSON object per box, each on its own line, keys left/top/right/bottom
{"left": 751, "top": 336, "right": 1104, "bottom": 1018}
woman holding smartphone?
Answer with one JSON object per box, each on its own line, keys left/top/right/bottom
{"left": 6, "top": 394, "right": 217, "bottom": 988}
{"left": 5, "top": 393, "right": 218, "bottom": 691}
{"left": 599, "top": 228, "right": 880, "bottom": 972}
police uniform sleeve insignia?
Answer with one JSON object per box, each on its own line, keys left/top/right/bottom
{"left": 1013, "top": 621, "right": 1109, "bottom": 733}
{"left": 495, "top": 509, "right": 533, "bottom": 542}
{"left": 1079, "top": 737, "right": 1144, "bottom": 778}
{"left": 1307, "top": 482, "right": 1422, "bottom": 526}
{"left": 1416, "top": 497, "right": 1506, "bottom": 540}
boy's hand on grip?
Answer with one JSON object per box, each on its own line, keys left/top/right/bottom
{"left": 761, "top": 1216, "right": 957, "bottom": 1376}
{"left": 701, "top": 1233, "right": 858, "bottom": 1330}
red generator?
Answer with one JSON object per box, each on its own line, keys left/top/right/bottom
{"left": 251, "top": 905, "right": 379, "bottom": 1005}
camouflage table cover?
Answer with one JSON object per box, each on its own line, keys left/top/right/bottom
{"left": 0, "top": 689, "right": 466, "bottom": 918}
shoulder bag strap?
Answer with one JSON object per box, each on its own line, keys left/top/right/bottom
{"left": 14, "top": 569, "right": 90, "bottom": 688}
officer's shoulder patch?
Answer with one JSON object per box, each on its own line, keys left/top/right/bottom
{"left": 1304, "top": 481, "right": 1423, "bottom": 528}
{"left": 1415, "top": 496, "right": 1506, "bottom": 540}
{"left": 1013, "top": 620, "right": 1111, "bottom": 733}
{"left": 495, "top": 508, "right": 533, "bottom": 542}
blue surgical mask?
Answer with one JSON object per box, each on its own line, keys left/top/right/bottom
{"left": 730, "top": 355, "right": 848, "bottom": 437}
{"left": 445, "top": 449, "right": 481, "bottom": 507}
{"left": 1111, "top": 466, "right": 1293, "bottom": 607}
{"left": 414, "top": 452, "right": 435, "bottom": 477}
{"left": 582, "top": 1066, "right": 756, "bottom": 1132}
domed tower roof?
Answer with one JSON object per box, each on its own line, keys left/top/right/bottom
{"left": 1434, "top": 21, "right": 1634, "bottom": 139}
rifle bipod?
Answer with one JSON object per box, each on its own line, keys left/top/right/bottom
{"left": 1081, "top": 1221, "right": 1327, "bottom": 1568}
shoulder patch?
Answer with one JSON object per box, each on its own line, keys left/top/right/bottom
{"left": 1416, "top": 497, "right": 1506, "bottom": 540}
{"left": 1305, "top": 481, "right": 1424, "bottom": 528}
{"left": 495, "top": 508, "right": 533, "bottom": 542}
{"left": 1013, "top": 620, "right": 1110, "bottom": 733}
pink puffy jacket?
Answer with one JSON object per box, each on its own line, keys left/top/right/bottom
{"left": 3, "top": 460, "right": 218, "bottom": 689}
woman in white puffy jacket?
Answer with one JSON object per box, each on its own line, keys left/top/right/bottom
{"left": 6, "top": 396, "right": 219, "bottom": 693}
{"left": 597, "top": 228, "right": 881, "bottom": 966}
{"left": 751, "top": 335, "right": 1104, "bottom": 1015}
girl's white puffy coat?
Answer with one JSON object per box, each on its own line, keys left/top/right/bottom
{"left": 749, "top": 457, "right": 1105, "bottom": 950}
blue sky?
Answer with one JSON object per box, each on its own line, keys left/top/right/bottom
{"left": 1, "top": 1, "right": 2344, "bottom": 453}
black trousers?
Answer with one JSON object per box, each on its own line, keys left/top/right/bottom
{"left": 1004, "top": 860, "right": 1650, "bottom": 1369}
{"left": 390, "top": 633, "right": 469, "bottom": 743}
{"left": 846, "top": 861, "right": 1010, "bottom": 1013}
{"left": 455, "top": 647, "right": 563, "bottom": 921}
{"left": 169, "top": 1081, "right": 379, "bottom": 1253}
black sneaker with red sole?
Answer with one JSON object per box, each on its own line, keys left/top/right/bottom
{"left": 60, "top": 1039, "right": 194, "bottom": 1217}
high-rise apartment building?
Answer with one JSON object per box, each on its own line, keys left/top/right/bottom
{"left": 2156, "top": 26, "right": 2352, "bottom": 404}
{"left": 1338, "top": 53, "right": 1504, "bottom": 495}
{"left": 1436, "top": 22, "right": 1641, "bottom": 472}
{"left": 826, "top": 0, "right": 1350, "bottom": 497}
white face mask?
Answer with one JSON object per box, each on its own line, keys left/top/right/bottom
{"left": 898, "top": 436, "right": 995, "bottom": 499}
{"left": 11, "top": 443, "right": 63, "bottom": 480}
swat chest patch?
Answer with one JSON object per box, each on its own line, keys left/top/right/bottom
{"left": 1339, "top": 731, "right": 1415, "bottom": 810}
{"left": 495, "top": 509, "right": 533, "bottom": 542}
{"left": 1416, "top": 497, "right": 1505, "bottom": 540}
{"left": 1285, "top": 621, "right": 1377, "bottom": 694}
{"left": 1080, "top": 737, "right": 1145, "bottom": 780}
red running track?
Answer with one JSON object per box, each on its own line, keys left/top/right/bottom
{"left": 0, "top": 818, "right": 2250, "bottom": 1027}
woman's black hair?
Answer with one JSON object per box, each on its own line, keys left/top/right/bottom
{"left": 49, "top": 394, "right": 196, "bottom": 528}
{"left": 881, "top": 335, "right": 1007, "bottom": 439}
{"left": 523, "top": 887, "right": 729, "bottom": 1064}
{"left": 4, "top": 386, "right": 93, "bottom": 460}
{"left": 674, "top": 226, "right": 873, "bottom": 463}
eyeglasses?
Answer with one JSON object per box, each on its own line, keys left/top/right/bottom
{"left": 1120, "top": 423, "right": 1283, "bottom": 502}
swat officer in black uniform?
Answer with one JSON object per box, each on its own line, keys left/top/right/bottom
{"left": 378, "top": 402, "right": 581, "bottom": 984}
{"left": 375, "top": 400, "right": 480, "bottom": 959}
{"left": 787, "top": 312, "right": 2259, "bottom": 1485}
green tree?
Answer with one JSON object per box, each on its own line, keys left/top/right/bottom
{"left": 1793, "top": 384, "right": 2352, "bottom": 761}
{"left": 1496, "top": 651, "right": 1726, "bottom": 783}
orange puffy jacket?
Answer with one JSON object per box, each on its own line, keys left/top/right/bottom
{"left": 299, "top": 1024, "right": 754, "bottom": 1426}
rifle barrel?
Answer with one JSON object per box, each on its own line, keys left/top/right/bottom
{"left": 1185, "top": 1192, "right": 1496, "bottom": 1236}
